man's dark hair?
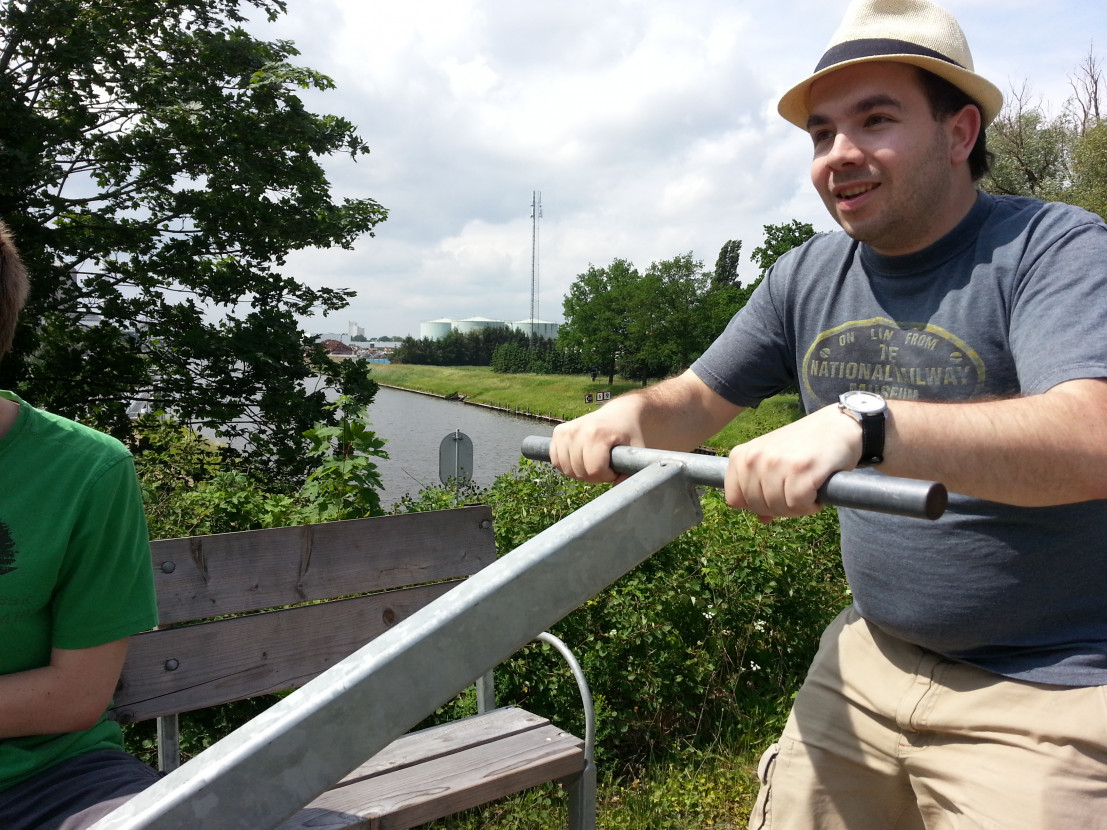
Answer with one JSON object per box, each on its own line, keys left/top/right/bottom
{"left": 915, "top": 67, "right": 993, "bottom": 182}
{"left": 0, "top": 220, "right": 29, "bottom": 362}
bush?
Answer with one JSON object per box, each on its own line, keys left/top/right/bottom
{"left": 490, "top": 337, "right": 588, "bottom": 375}
{"left": 132, "top": 397, "right": 388, "bottom": 538}
{"left": 400, "top": 460, "right": 849, "bottom": 771}
{"left": 130, "top": 427, "right": 849, "bottom": 775}
{"left": 124, "top": 399, "right": 390, "bottom": 764}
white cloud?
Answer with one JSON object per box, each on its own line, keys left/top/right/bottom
{"left": 246, "top": 0, "right": 1107, "bottom": 338}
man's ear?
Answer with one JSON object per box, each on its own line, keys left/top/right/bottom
{"left": 947, "top": 104, "right": 982, "bottom": 166}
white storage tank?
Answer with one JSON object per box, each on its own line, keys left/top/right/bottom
{"left": 419, "top": 318, "right": 455, "bottom": 340}
{"left": 513, "top": 319, "right": 559, "bottom": 339}
{"left": 452, "top": 316, "right": 508, "bottom": 335}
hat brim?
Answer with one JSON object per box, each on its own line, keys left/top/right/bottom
{"left": 777, "top": 54, "right": 1004, "bottom": 131}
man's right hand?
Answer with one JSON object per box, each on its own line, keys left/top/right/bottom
{"left": 548, "top": 369, "right": 744, "bottom": 484}
{"left": 549, "top": 396, "right": 647, "bottom": 482}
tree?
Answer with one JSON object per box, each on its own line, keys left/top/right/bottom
{"left": 712, "top": 239, "right": 742, "bottom": 287}
{"left": 1067, "top": 46, "right": 1104, "bottom": 136}
{"left": 1070, "top": 121, "right": 1107, "bottom": 220}
{"left": 980, "top": 51, "right": 1107, "bottom": 219}
{"left": 392, "top": 328, "right": 525, "bottom": 366}
{"left": 702, "top": 238, "right": 749, "bottom": 344}
{"left": 751, "top": 220, "right": 817, "bottom": 276}
{"left": 0, "top": 0, "right": 387, "bottom": 480}
{"left": 558, "top": 259, "right": 640, "bottom": 384}
{"left": 490, "top": 335, "right": 586, "bottom": 375}
{"left": 980, "top": 72, "right": 1107, "bottom": 221}
{"left": 621, "top": 253, "right": 710, "bottom": 384}
{"left": 982, "top": 84, "right": 1072, "bottom": 201}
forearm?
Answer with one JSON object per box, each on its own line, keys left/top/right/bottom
{"left": 621, "top": 372, "right": 743, "bottom": 451}
{"left": 882, "top": 379, "right": 1107, "bottom": 506}
{"left": 0, "top": 666, "right": 88, "bottom": 738}
{"left": 0, "top": 640, "right": 129, "bottom": 739}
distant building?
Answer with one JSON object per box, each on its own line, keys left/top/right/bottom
{"left": 347, "top": 321, "right": 365, "bottom": 339}
{"left": 321, "top": 339, "right": 354, "bottom": 355}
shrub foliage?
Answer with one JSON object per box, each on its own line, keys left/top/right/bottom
{"left": 128, "top": 416, "right": 848, "bottom": 774}
{"left": 400, "top": 460, "right": 849, "bottom": 769}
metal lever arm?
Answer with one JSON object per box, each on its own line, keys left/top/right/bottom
{"left": 521, "top": 436, "right": 947, "bottom": 520}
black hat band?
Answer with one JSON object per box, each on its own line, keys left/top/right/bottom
{"left": 814, "top": 37, "right": 966, "bottom": 73}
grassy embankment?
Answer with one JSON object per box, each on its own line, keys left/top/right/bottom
{"left": 368, "top": 363, "right": 803, "bottom": 452}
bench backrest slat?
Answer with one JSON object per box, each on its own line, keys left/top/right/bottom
{"left": 149, "top": 506, "right": 495, "bottom": 625}
{"left": 112, "top": 581, "right": 462, "bottom": 723}
{"left": 110, "top": 506, "right": 497, "bottom": 724}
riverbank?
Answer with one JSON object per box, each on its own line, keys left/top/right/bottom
{"left": 367, "top": 363, "right": 803, "bottom": 451}
{"left": 373, "top": 380, "right": 566, "bottom": 426}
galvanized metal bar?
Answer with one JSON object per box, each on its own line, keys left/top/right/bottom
{"left": 520, "top": 436, "right": 947, "bottom": 520}
{"left": 92, "top": 460, "right": 703, "bottom": 830}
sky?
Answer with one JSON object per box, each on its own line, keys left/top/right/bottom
{"left": 244, "top": 0, "right": 1107, "bottom": 340}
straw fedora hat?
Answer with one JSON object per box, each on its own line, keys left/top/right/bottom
{"left": 777, "top": 0, "right": 1003, "bottom": 130}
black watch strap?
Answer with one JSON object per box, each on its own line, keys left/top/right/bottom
{"left": 858, "top": 414, "right": 885, "bottom": 466}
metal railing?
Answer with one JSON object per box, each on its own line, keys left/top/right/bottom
{"left": 92, "top": 440, "right": 945, "bottom": 830}
{"left": 519, "top": 437, "right": 947, "bottom": 519}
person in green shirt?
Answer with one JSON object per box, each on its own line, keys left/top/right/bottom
{"left": 0, "top": 219, "right": 161, "bottom": 829}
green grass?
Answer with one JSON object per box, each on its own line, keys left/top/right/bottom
{"left": 368, "top": 364, "right": 804, "bottom": 453}
{"left": 368, "top": 364, "right": 643, "bottom": 421}
{"left": 423, "top": 737, "right": 762, "bottom": 829}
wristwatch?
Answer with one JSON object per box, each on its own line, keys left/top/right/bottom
{"left": 837, "top": 391, "right": 888, "bottom": 466}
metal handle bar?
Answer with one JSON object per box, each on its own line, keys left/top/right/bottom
{"left": 521, "top": 436, "right": 947, "bottom": 520}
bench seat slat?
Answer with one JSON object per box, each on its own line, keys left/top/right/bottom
{"left": 332, "top": 706, "right": 558, "bottom": 785}
{"left": 275, "top": 708, "right": 585, "bottom": 830}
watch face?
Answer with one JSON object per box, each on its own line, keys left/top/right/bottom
{"left": 840, "top": 391, "right": 886, "bottom": 414}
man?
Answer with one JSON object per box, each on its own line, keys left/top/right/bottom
{"left": 0, "top": 220, "right": 161, "bottom": 829}
{"left": 550, "top": 0, "right": 1107, "bottom": 826}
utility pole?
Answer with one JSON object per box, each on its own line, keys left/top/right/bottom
{"left": 530, "top": 191, "right": 542, "bottom": 331}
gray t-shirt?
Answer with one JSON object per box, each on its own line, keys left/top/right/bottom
{"left": 692, "top": 192, "right": 1107, "bottom": 685}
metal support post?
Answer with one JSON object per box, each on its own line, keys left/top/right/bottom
{"left": 474, "top": 669, "right": 496, "bottom": 714}
{"left": 155, "top": 715, "right": 180, "bottom": 773}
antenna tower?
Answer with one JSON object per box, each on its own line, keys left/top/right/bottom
{"left": 530, "top": 191, "right": 542, "bottom": 329}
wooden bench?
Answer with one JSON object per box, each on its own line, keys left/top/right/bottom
{"left": 108, "top": 505, "right": 595, "bottom": 829}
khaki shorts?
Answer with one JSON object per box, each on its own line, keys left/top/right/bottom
{"left": 749, "top": 607, "right": 1107, "bottom": 830}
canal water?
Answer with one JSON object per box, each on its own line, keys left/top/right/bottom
{"left": 344, "top": 385, "right": 556, "bottom": 506}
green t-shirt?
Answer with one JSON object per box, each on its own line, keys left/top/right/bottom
{"left": 0, "top": 392, "right": 158, "bottom": 792}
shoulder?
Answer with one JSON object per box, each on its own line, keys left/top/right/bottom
{"left": 982, "top": 193, "right": 1107, "bottom": 244}
{"left": 754, "top": 229, "right": 858, "bottom": 300}
{"left": 17, "top": 400, "right": 133, "bottom": 475}
{"left": 776, "top": 229, "right": 855, "bottom": 268}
